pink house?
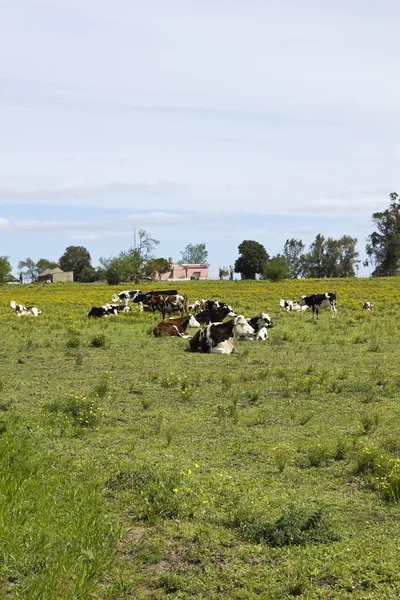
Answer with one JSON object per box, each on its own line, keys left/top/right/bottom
{"left": 158, "top": 257, "right": 208, "bottom": 280}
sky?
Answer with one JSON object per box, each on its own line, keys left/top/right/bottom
{"left": 1, "top": 0, "right": 399, "bottom": 278}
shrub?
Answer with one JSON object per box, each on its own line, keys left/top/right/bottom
{"left": 90, "top": 333, "right": 106, "bottom": 348}
{"left": 45, "top": 394, "right": 102, "bottom": 429}
{"left": 238, "top": 505, "right": 339, "bottom": 547}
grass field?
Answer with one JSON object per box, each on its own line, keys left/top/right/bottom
{"left": 1, "top": 278, "right": 400, "bottom": 599}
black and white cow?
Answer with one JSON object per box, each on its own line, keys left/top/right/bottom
{"left": 88, "top": 304, "right": 130, "bottom": 317}
{"left": 279, "top": 299, "right": 309, "bottom": 312}
{"left": 363, "top": 302, "right": 374, "bottom": 310}
{"left": 111, "top": 290, "right": 142, "bottom": 306}
{"left": 195, "top": 307, "right": 237, "bottom": 325}
{"left": 299, "top": 293, "right": 337, "bottom": 320}
{"left": 189, "top": 316, "right": 255, "bottom": 354}
{"left": 240, "top": 313, "right": 275, "bottom": 341}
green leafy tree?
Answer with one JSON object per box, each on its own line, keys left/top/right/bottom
{"left": 179, "top": 243, "right": 208, "bottom": 265}
{"left": 142, "top": 258, "right": 171, "bottom": 280}
{"left": 301, "top": 234, "right": 359, "bottom": 278}
{"left": 234, "top": 240, "right": 269, "bottom": 280}
{"left": 37, "top": 258, "right": 59, "bottom": 273}
{"left": 0, "top": 256, "right": 12, "bottom": 284}
{"left": 366, "top": 192, "right": 400, "bottom": 277}
{"left": 59, "top": 246, "right": 92, "bottom": 282}
{"left": 100, "top": 230, "right": 160, "bottom": 285}
{"left": 262, "top": 255, "right": 289, "bottom": 282}
{"left": 282, "top": 239, "right": 305, "bottom": 279}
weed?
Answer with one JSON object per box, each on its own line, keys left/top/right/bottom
{"left": 367, "top": 339, "right": 381, "bottom": 353}
{"left": 272, "top": 443, "right": 292, "bottom": 472}
{"left": 158, "top": 571, "right": 182, "bottom": 594}
{"left": 306, "top": 442, "right": 330, "bottom": 468}
{"left": 45, "top": 394, "right": 102, "bottom": 429}
{"left": 359, "top": 413, "right": 380, "bottom": 435}
{"left": 66, "top": 335, "right": 80, "bottom": 348}
{"left": 298, "top": 411, "right": 314, "bottom": 426}
{"left": 93, "top": 372, "right": 111, "bottom": 398}
{"left": 333, "top": 438, "right": 348, "bottom": 461}
{"left": 238, "top": 505, "right": 339, "bottom": 547}
{"left": 90, "top": 333, "right": 106, "bottom": 348}
{"left": 140, "top": 398, "right": 152, "bottom": 410}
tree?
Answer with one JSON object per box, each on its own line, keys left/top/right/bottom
{"left": 282, "top": 239, "right": 305, "bottom": 279}
{"left": 142, "top": 258, "right": 171, "bottom": 280}
{"left": 0, "top": 256, "right": 12, "bottom": 284}
{"left": 37, "top": 258, "right": 59, "bottom": 273}
{"left": 59, "top": 246, "right": 92, "bottom": 282}
{"left": 234, "top": 240, "right": 269, "bottom": 280}
{"left": 179, "top": 243, "right": 208, "bottom": 265}
{"left": 136, "top": 229, "right": 160, "bottom": 262}
{"left": 18, "top": 257, "right": 60, "bottom": 283}
{"left": 18, "top": 257, "right": 39, "bottom": 283}
{"left": 99, "top": 231, "right": 160, "bottom": 285}
{"left": 219, "top": 267, "right": 230, "bottom": 280}
{"left": 301, "top": 234, "right": 359, "bottom": 278}
{"left": 366, "top": 192, "right": 400, "bottom": 277}
{"left": 262, "top": 255, "right": 289, "bottom": 282}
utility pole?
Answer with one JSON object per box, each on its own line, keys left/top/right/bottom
{"left": 133, "top": 227, "right": 136, "bottom": 250}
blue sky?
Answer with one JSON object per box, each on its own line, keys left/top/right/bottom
{"left": 1, "top": 0, "right": 399, "bottom": 277}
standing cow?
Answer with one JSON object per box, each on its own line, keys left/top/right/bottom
{"left": 299, "top": 293, "right": 337, "bottom": 320}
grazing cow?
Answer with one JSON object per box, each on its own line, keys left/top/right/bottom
{"left": 299, "top": 293, "right": 337, "bottom": 320}
{"left": 112, "top": 290, "right": 142, "bottom": 306}
{"left": 189, "top": 316, "right": 255, "bottom": 354}
{"left": 10, "top": 300, "right": 41, "bottom": 316}
{"left": 195, "top": 307, "right": 237, "bottom": 325}
{"left": 88, "top": 304, "right": 130, "bottom": 317}
{"left": 279, "top": 299, "right": 309, "bottom": 312}
{"left": 240, "top": 313, "right": 275, "bottom": 341}
{"left": 363, "top": 302, "right": 374, "bottom": 310}
{"left": 153, "top": 315, "right": 199, "bottom": 338}
{"left": 150, "top": 294, "right": 188, "bottom": 319}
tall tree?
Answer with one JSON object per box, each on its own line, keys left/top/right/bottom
{"left": 37, "top": 258, "right": 59, "bottom": 273}
{"left": 282, "top": 239, "right": 305, "bottom": 279}
{"left": 0, "top": 256, "right": 12, "bottom": 284}
{"left": 179, "top": 243, "right": 208, "bottom": 265}
{"left": 18, "top": 257, "right": 39, "bottom": 283}
{"left": 366, "top": 192, "right": 400, "bottom": 276}
{"left": 59, "top": 246, "right": 92, "bottom": 282}
{"left": 301, "top": 234, "right": 359, "bottom": 278}
{"left": 234, "top": 240, "right": 269, "bottom": 280}
{"left": 100, "top": 230, "right": 160, "bottom": 285}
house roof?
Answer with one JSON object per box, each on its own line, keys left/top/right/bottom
{"left": 39, "top": 268, "right": 64, "bottom": 276}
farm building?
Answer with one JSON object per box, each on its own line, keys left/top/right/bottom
{"left": 158, "top": 257, "right": 208, "bottom": 280}
{"left": 38, "top": 268, "right": 74, "bottom": 283}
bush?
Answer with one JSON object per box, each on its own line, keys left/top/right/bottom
{"left": 90, "top": 333, "right": 106, "bottom": 348}
{"left": 238, "top": 505, "right": 339, "bottom": 547}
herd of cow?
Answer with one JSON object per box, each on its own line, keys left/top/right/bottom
{"left": 8, "top": 291, "right": 374, "bottom": 354}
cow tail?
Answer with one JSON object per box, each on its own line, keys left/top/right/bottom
{"left": 183, "top": 294, "right": 189, "bottom": 315}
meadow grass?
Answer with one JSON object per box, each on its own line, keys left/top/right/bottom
{"left": 1, "top": 278, "right": 400, "bottom": 598}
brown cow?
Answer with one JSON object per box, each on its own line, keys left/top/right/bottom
{"left": 153, "top": 315, "right": 198, "bottom": 338}
{"left": 150, "top": 294, "right": 189, "bottom": 319}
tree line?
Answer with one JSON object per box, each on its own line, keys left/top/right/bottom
{"left": 0, "top": 233, "right": 209, "bottom": 284}
{"left": 1, "top": 193, "right": 399, "bottom": 284}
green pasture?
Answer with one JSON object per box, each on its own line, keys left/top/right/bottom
{"left": 1, "top": 279, "right": 400, "bottom": 599}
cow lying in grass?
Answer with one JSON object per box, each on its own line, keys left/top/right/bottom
{"left": 363, "top": 302, "right": 374, "bottom": 310}
{"left": 279, "top": 299, "right": 308, "bottom": 312}
{"left": 88, "top": 304, "right": 130, "bottom": 317}
{"left": 153, "top": 315, "right": 199, "bottom": 338}
{"left": 10, "top": 300, "right": 41, "bottom": 316}
{"left": 240, "top": 313, "right": 275, "bottom": 341}
{"left": 189, "top": 316, "right": 254, "bottom": 354}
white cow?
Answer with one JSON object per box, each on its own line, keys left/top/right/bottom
{"left": 10, "top": 300, "right": 41, "bottom": 316}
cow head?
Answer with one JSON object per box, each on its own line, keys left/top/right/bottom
{"left": 299, "top": 296, "right": 307, "bottom": 306}
{"left": 188, "top": 314, "right": 200, "bottom": 327}
{"left": 111, "top": 294, "right": 120, "bottom": 303}
{"left": 259, "top": 313, "right": 274, "bottom": 329}
{"left": 279, "top": 299, "right": 286, "bottom": 309}
{"left": 234, "top": 315, "right": 255, "bottom": 338}
{"left": 9, "top": 300, "right": 17, "bottom": 310}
